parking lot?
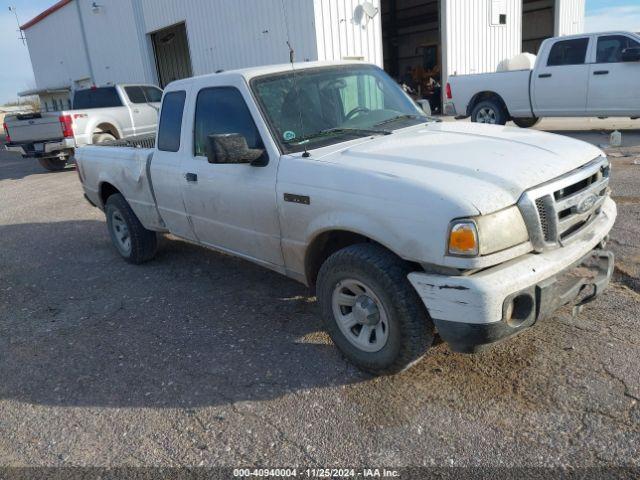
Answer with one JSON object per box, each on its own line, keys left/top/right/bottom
{"left": 1, "top": 127, "right": 639, "bottom": 469}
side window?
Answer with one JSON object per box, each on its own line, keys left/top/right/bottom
{"left": 157, "top": 91, "right": 186, "bottom": 152}
{"left": 193, "top": 87, "right": 263, "bottom": 157}
{"left": 597, "top": 35, "right": 640, "bottom": 63}
{"left": 547, "top": 38, "right": 590, "bottom": 66}
{"left": 142, "top": 86, "right": 163, "bottom": 103}
{"left": 124, "top": 86, "right": 147, "bottom": 104}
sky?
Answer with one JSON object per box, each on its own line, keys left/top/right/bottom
{"left": 1, "top": 0, "right": 639, "bottom": 104}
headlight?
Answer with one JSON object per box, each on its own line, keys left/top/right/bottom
{"left": 448, "top": 206, "right": 529, "bottom": 257}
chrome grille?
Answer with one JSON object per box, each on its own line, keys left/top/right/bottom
{"left": 518, "top": 157, "right": 610, "bottom": 252}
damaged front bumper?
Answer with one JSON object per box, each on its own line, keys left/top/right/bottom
{"left": 408, "top": 198, "right": 616, "bottom": 353}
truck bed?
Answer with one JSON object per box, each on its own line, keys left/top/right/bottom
{"left": 448, "top": 69, "right": 533, "bottom": 118}
{"left": 76, "top": 138, "right": 165, "bottom": 232}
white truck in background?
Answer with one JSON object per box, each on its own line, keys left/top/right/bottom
{"left": 4, "top": 84, "right": 162, "bottom": 171}
{"left": 76, "top": 61, "right": 616, "bottom": 375}
{"left": 446, "top": 31, "right": 640, "bottom": 127}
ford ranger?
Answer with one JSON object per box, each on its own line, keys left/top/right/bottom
{"left": 75, "top": 61, "right": 616, "bottom": 375}
{"left": 4, "top": 84, "right": 161, "bottom": 171}
{"left": 446, "top": 31, "right": 640, "bottom": 127}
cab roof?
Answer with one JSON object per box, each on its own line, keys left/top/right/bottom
{"left": 164, "top": 60, "right": 372, "bottom": 90}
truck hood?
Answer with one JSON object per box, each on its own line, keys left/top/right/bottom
{"left": 315, "top": 122, "right": 604, "bottom": 214}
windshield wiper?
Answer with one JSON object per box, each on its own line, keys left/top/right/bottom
{"left": 374, "top": 114, "right": 438, "bottom": 127}
{"left": 288, "top": 127, "right": 391, "bottom": 144}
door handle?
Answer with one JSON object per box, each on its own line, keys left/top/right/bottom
{"left": 133, "top": 109, "right": 140, "bottom": 113}
{"left": 538, "top": 73, "right": 552, "bottom": 78}
{"left": 185, "top": 172, "right": 198, "bottom": 182}
{"left": 593, "top": 70, "right": 609, "bottom": 75}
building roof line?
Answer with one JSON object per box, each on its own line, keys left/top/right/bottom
{"left": 20, "top": 0, "right": 73, "bottom": 30}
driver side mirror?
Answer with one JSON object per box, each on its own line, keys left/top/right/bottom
{"left": 206, "top": 133, "right": 267, "bottom": 166}
{"left": 622, "top": 47, "right": 640, "bottom": 62}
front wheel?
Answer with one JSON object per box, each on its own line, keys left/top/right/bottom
{"left": 471, "top": 99, "right": 508, "bottom": 125}
{"left": 37, "top": 157, "right": 68, "bottom": 171}
{"left": 316, "top": 244, "right": 434, "bottom": 375}
{"left": 105, "top": 193, "right": 158, "bottom": 264}
{"left": 512, "top": 117, "right": 541, "bottom": 128}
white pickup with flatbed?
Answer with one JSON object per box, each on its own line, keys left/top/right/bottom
{"left": 76, "top": 61, "right": 616, "bottom": 374}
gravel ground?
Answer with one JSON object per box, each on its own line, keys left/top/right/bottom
{"left": 0, "top": 135, "right": 639, "bottom": 470}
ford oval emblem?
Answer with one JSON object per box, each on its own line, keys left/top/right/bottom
{"left": 577, "top": 194, "right": 598, "bottom": 214}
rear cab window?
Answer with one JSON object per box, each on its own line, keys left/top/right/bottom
{"left": 73, "top": 87, "right": 123, "bottom": 109}
{"left": 547, "top": 38, "right": 590, "bottom": 66}
{"left": 157, "top": 91, "right": 186, "bottom": 152}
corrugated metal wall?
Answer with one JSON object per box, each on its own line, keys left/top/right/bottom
{"left": 139, "top": 0, "right": 319, "bottom": 75}
{"left": 313, "top": 0, "right": 384, "bottom": 67}
{"left": 78, "top": 0, "right": 153, "bottom": 86}
{"left": 555, "top": 0, "right": 585, "bottom": 36}
{"left": 24, "top": 2, "right": 91, "bottom": 90}
{"left": 443, "top": 0, "right": 522, "bottom": 78}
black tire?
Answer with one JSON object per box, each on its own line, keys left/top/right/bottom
{"left": 471, "top": 99, "right": 508, "bottom": 125}
{"left": 105, "top": 193, "right": 157, "bottom": 264}
{"left": 316, "top": 243, "right": 434, "bottom": 375}
{"left": 512, "top": 117, "right": 541, "bottom": 128}
{"left": 37, "top": 157, "right": 68, "bottom": 171}
{"left": 93, "top": 133, "right": 116, "bottom": 144}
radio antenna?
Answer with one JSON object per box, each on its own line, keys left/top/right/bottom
{"left": 280, "top": 0, "right": 310, "bottom": 157}
{"left": 8, "top": 7, "right": 26, "bottom": 45}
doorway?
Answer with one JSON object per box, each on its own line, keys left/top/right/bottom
{"left": 522, "top": 0, "right": 555, "bottom": 54}
{"left": 381, "top": 0, "right": 443, "bottom": 113}
{"left": 151, "top": 23, "right": 194, "bottom": 88}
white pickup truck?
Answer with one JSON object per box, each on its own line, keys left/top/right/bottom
{"left": 446, "top": 31, "right": 640, "bottom": 127}
{"left": 4, "top": 84, "right": 161, "bottom": 171}
{"left": 76, "top": 61, "right": 616, "bottom": 374}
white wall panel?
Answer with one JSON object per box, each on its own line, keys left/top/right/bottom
{"left": 313, "top": 0, "right": 383, "bottom": 66}
{"left": 139, "top": 0, "right": 318, "bottom": 75}
{"left": 24, "top": 3, "right": 91, "bottom": 90}
{"left": 78, "top": 0, "right": 153, "bottom": 86}
{"left": 443, "top": 0, "right": 522, "bottom": 78}
{"left": 555, "top": 0, "right": 585, "bottom": 36}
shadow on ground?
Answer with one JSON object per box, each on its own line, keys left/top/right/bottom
{"left": 0, "top": 220, "right": 373, "bottom": 409}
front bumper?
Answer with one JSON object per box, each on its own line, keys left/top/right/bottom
{"left": 5, "top": 138, "right": 75, "bottom": 158}
{"left": 408, "top": 197, "right": 616, "bottom": 352}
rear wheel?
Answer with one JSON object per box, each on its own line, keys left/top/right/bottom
{"left": 316, "top": 243, "right": 434, "bottom": 375}
{"left": 105, "top": 193, "right": 157, "bottom": 264}
{"left": 471, "top": 99, "right": 508, "bottom": 125}
{"left": 513, "top": 117, "right": 541, "bottom": 128}
{"left": 92, "top": 133, "right": 116, "bottom": 144}
{"left": 37, "top": 157, "right": 68, "bottom": 171}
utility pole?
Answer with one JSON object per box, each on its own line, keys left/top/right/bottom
{"left": 8, "top": 6, "right": 26, "bottom": 45}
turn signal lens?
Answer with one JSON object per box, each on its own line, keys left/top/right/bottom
{"left": 448, "top": 222, "right": 479, "bottom": 256}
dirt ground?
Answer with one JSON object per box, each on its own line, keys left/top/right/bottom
{"left": 1, "top": 128, "right": 639, "bottom": 470}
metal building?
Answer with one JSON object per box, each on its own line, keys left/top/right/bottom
{"left": 19, "top": 0, "right": 585, "bottom": 111}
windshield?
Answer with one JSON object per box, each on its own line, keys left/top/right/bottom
{"left": 251, "top": 64, "right": 429, "bottom": 153}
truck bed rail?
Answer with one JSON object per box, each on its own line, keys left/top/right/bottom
{"left": 97, "top": 134, "right": 156, "bottom": 149}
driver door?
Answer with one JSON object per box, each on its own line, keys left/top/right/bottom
{"left": 180, "top": 83, "right": 284, "bottom": 268}
{"left": 587, "top": 34, "right": 640, "bottom": 115}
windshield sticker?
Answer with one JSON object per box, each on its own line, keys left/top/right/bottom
{"left": 283, "top": 131, "right": 296, "bottom": 141}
